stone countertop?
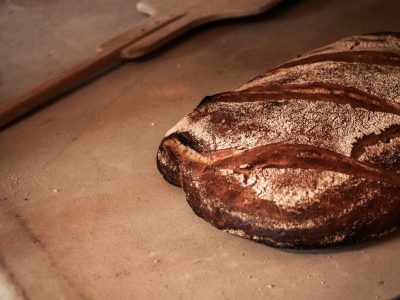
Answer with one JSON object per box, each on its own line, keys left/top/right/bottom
{"left": 0, "top": 1, "right": 399, "bottom": 299}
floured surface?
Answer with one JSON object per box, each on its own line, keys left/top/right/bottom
{"left": 170, "top": 100, "right": 400, "bottom": 154}
{"left": 292, "top": 33, "right": 400, "bottom": 60}
{"left": 161, "top": 30, "right": 400, "bottom": 246}
{"left": 240, "top": 62, "right": 400, "bottom": 102}
{"left": 219, "top": 168, "right": 350, "bottom": 207}
{"left": 361, "top": 137, "right": 400, "bottom": 162}
{"left": 1, "top": 0, "right": 400, "bottom": 299}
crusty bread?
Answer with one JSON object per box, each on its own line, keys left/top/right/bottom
{"left": 157, "top": 32, "right": 400, "bottom": 249}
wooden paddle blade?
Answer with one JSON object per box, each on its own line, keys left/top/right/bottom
{"left": 122, "top": 0, "right": 283, "bottom": 59}
{"left": 137, "top": 0, "right": 283, "bottom": 17}
{"left": 0, "top": 0, "right": 283, "bottom": 129}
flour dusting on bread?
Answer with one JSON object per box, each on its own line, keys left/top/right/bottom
{"left": 168, "top": 100, "right": 400, "bottom": 157}
{"left": 220, "top": 168, "right": 350, "bottom": 208}
{"left": 157, "top": 32, "right": 400, "bottom": 248}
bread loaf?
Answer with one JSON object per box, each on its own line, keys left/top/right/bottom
{"left": 157, "top": 32, "right": 400, "bottom": 249}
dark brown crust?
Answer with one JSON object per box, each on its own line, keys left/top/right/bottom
{"left": 199, "top": 83, "right": 400, "bottom": 115}
{"left": 156, "top": 143, "right": 181, "bottom": 186}
{"left": 181, "top": 160, "right": 400, "bottom": 249}
{"left": 274, "top": 50, "right": 400, "bottom": 71}
{"left": 156, "top": 132, "right": 204, "bottom": 186}
{"left": 212, "top": 143, "right": 400, "bottom": 185}
{"left": 351, "top": 124, "right": 400, "bottom": 159}
{"left": 156, "top": 32, "right": 400, "bottom": 249}
{"left": 248, "top": 50, "right": 400, "bottom": 86}
{"left": 361, "top": 31, "right": 400, "bottom": 38}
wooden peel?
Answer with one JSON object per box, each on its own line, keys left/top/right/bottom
{"left": 0, "top": 0, "right": 282, "bottom": 129}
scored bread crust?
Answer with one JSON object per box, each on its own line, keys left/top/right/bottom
{"left": 157, "top": 32, "right": 400, "bottom": 249}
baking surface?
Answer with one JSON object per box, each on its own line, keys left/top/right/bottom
{"left": 1, "top": 0, "right": 400, "bottom": 299}
{"left": 0, "top": 0, "right": 146, "bottom": 102}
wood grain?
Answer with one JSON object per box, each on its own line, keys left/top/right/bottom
{"left": 0, "top": 0, "right": 282, "bottom": 129}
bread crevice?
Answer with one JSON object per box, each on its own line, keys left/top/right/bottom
{"left": 202, "top": 83, "right": 400, "bottom": 115}
{"left": 275, "top": 51, "right": 400, "bottom": 71}
{"left": 351, "top": 124, "right": 400, "bottom": 159}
